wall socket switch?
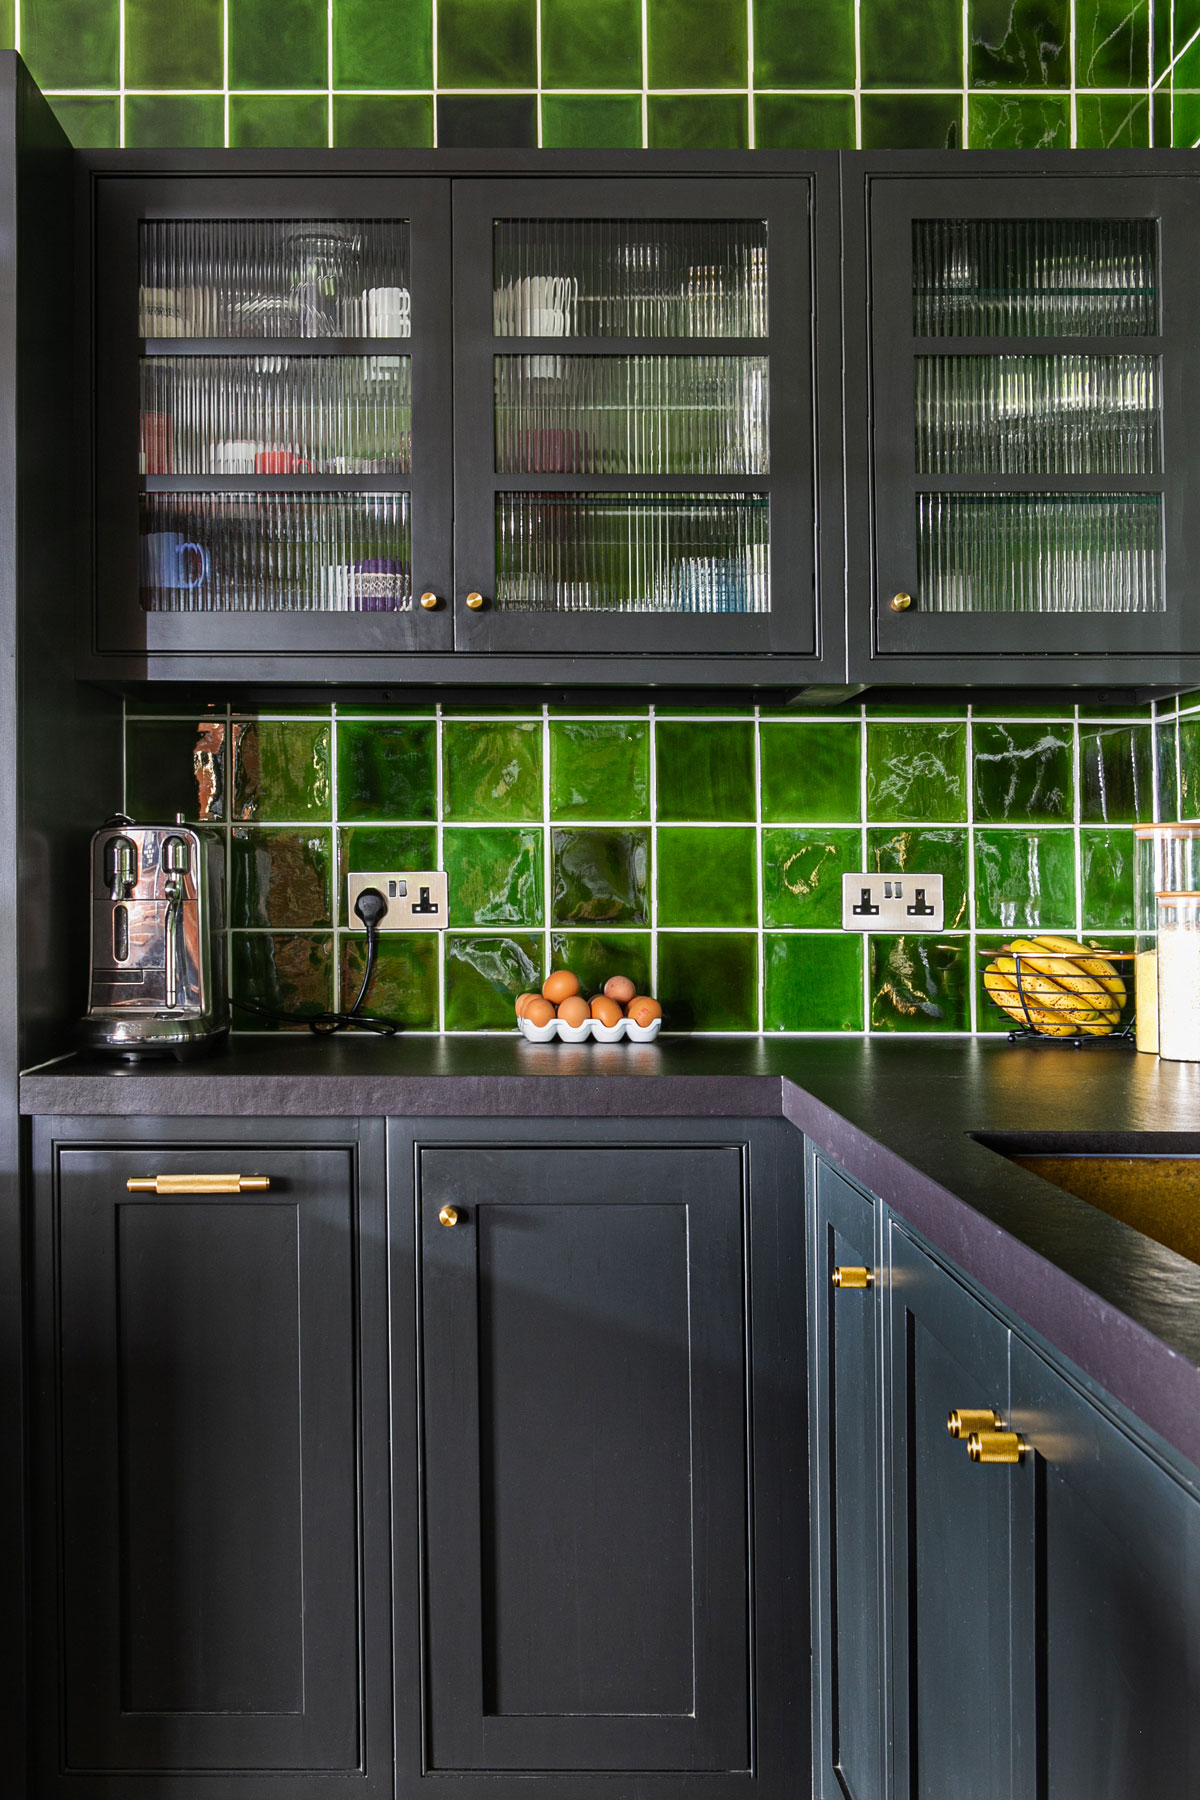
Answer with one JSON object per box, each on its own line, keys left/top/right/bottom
{"left": 841, "top": 872, "right": 944, "bottom": 932}
{"left": 347, "top": 871, "right": 449, "bottom": 931}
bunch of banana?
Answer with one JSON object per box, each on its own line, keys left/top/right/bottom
{"left": 983, "top": 935, "right": 1126, "bottom": 1038}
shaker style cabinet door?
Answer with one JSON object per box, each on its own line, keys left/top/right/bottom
{"left": 451, "top": 175, "right": 834, "bottom": 663}
{"left": 405, "top": 1124, "right": 806, "bottom": 1800}
{"left": 809, "top": 1156, "right": 887, "bottom": 1800}
{"left": 90, "top": 174, "right": 453, "bottom": 665}
{"left": 846, "top": 162, "right": 1200, "bottom": 679}
{"left": 28, "top": 1119, "right": 392, "bottom": 1800}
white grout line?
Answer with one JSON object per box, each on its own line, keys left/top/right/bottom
{"left": 1072, "top": 708, "right": 1084, "bottom": 939}
{"left": 542, "top": 702, "right": 552, "bottom": 983}
{"left": 329, "top": 700, "right": 341, "bottom": 1012}
{"left": 753, "top": 702, "right": 764, "bottom": 1030}
{"left": 222, "top": 0, "right": 230, "bottom": 146}
{"left": 859, "top": 702, "right": 869, "bottom": 1032}
{"left": 745, "top": 0, "right": 755, "bottom": 148}
{"left": 640, "top": 0, "right": 650, "bottom": 145}
{"left": 117, "top": 0, "right": 126, "bottom": 146}
{"left": 965, "top": 702, "right": 976, "bottom": 1030}
{"left": 327, "top": 0, "right": 335, "bottom": 148}
{"left": 648, "top": 702, "right": 658, "bottom": 996}
{"left": 1070, "top": 0, "right": 1079, "bottom": 142}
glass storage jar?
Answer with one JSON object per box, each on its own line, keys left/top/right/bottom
{"left": 1155, "top": 892, "right": 1200, "bottom": 1061}
{"left": 1133, "top": 825, "right": 1200, "bottom": 1052}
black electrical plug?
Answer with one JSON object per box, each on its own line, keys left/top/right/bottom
{"left": 353, "top": 886, "right": 389, "bottom": 931}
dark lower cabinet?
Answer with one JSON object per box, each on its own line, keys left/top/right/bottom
{"left": 393, "top": 1119, "right": 808, "bottom": 1800}
{"left": 29, "top": 1117, "right": 393, "bottom": 1800}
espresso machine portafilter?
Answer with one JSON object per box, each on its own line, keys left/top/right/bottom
{"left": 80, "top": 814, "right": 228, "bottom": 1058}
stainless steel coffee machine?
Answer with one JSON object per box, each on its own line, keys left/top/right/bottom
{"left": 81, "top": 814, "right": 228, "bottom": 1058}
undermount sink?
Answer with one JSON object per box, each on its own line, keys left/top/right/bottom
{"left": 976, "top": 1135, "right": 1200, "bottom": 1266}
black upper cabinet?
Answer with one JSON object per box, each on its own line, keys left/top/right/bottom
{"left": 845, "top": 154, "right": 1200, "bottom": 685}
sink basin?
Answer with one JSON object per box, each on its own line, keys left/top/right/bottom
{"left": 978, "top": 1137, "right": 1200, "bottom": 1265}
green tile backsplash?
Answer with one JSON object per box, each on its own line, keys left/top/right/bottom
{"left": 124, "top": 694, "right": 1195, "bottom": 1035}
{"left": 14, "top": 0, "right": 1200, "bottom": 149}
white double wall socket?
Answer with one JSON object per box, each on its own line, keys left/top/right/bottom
{"left": 841, "top": 872, "right": 945, "bottom": 932}
{"left": 346, "top": 871, "right": 449, "bottom": 931}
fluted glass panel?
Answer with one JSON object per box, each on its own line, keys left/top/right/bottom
{"left": 494, "top": 493, "right": 769, "bottom": 613}
{"left": 494, "top": 355, "right": 769, "bottom": 475}
{"left": 139, "top": 220, "right": 411, "bottom": 338}
{"left": 913, "top": 220, "right": 1157, "bottom": 337}
{"left": 493, "top": 220, "right": 768, "bottom": 338}
{"left": 916, "top": 494, "right": 1161, "bottom": 613}
{"left": 915, "top": 355, "right": 1160, "bottom": 474}
{"left": 139, "top": 492, "right": 410, "bottom": 612}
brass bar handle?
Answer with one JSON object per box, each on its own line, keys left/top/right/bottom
{"left": 126, "top": 1173, "right": 271, "bottom": 1195}
{"left": 968, "top": 1429, "right": 1026, "bottom": 1465}
{"left": 831, "top": 1265, "right": 873, "bottom": 1289}
{"left": 947, "top": 1407, "right": 1002, "bottom": 1440}
{"left": 438, "top": 1205, "right": 459, "bottom": 1228}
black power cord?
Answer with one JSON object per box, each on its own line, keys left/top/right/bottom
{"left": 231, "top": 885, "right": 403, "bottom": 1036}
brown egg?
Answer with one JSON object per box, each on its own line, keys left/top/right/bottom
{"left": 604, "top": 974, "right": 636, "bottom": 1004}
{"left": 514, "top": 991, "right": 537, "bottom": 1019}
{"left": 524, "top": 996, "right": 556, "bottom": 1028}
{"left": 627, "top": 995, "right": 662, "bottom": 1027}
{"left": 591, "top": 995, "right": 623, "bottom": 1028}
{"left": 543, "top": 968, "right": 581, "bottom": 1003}
{"left": 557, "top": 994, "right": 590, "bottom": 1028}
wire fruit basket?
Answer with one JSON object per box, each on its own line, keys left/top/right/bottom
{"left": 980, "top": 937, "right": 1135, "bottom": 1046}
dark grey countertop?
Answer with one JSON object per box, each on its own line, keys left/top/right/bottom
{"left": 22, "top": 1034, "right": 1200, "bottom": 1470}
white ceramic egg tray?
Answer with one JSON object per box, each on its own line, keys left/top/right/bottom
{"left": 517, "top": 1014, "right": 662, "bottom": 1044}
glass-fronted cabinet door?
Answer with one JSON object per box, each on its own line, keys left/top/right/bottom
{"left": 865, "top": 174, "right": 1200, "bottom": 666}
{"left": 452, "top": 178, "right": 822, "bottom": 659}
{"left": 92, "top": 177, "right": 452, "bottom": 661}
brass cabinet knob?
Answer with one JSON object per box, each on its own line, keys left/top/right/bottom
{"left": 126, "top": 1173, "right": 270, "bottom": 1194}
{"left": 419, "top": 591, "right": 439, "bottom": 610}
{"left": 967, "top": 1429, "right": 1026, "bottom": 1465}
{"left": 438, "top": 1205, "right": 459, "bottom": 1228}
{"left": 947, "top": 1406, "right": 1003, "bottom": 1440}
{"left": 465, "top": 591, "right": 485, "bottom": 611}
{"left": 831, "top": 1265, "right": 873, "bottom": 1289}
{"left": 891, "top": 592, "right": 913, "bottom": 612}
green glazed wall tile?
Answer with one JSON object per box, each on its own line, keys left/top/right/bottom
{"left": 1075, "top": 0, "right": 1150, "bottom": 85}
{"left": 973, "top": 721, "right": 1074, "bottom": 823}
{"left": 342, "top": 934, "right": 438, "bottom": 1028}
{"left": 337, "top": 826, "right": 436, "bottom": 922}
{"left": 445, "top": 933, "right": 542, "bottom": 1029}
{"left": 23, "top": 0, "right": 118, "bottom": 86}
{"left": 126, "top": 718, "right": 226, "bottom": 822}
{"left": 0, "top": 4, "right": 11, "bottom": 47}
{"left": 656, "top": 721, "right": 755, "bottom": 821}
{"left": 861, "top": 0, "right": 961, "bottom": 86}
{"left": 233, "top": 720, "right": 331, "bottom": 821}
{"left": 443, "top": 827, "right": 543, "bottom": 927}
{"left": 657, "top": 827, "right": 756, "bottom": 927}
{"left": 125, "top": 96, "right": 226, "bottom": 149}
{"left": 870, "top": 936, "right": 971, "bottom": 1031}
{"left": 648, "top": 0, "right": 747, "bottom": 87}
{"left": 550, "top": 720, "right": 649, "bottom": 820}
{"left": 541, "top": 96, "right": 644, "bottom": 148}
{"left": 968, "top": 0, "right": 1070, "bottom": 86}
{"left": 971, "top": 696, "right": 1075, "bottom": 718}
{"left": 974, "top": 827, "right": 1077, "bottom": 929}
{"left": 861, "top": 94, "right": 962, "bottom": 147}
{"left": 762, "top": 828, "right": 860, "bottom": 928}
{"left": 760, "top": 723, "right": 861, "bottom": 822}
{"left": 229, "top": 0, "right": 326, "bottom": 85}
{"left": 443, "top": 721, "right": 541, "bottom": 822}
{"left": 334, "top": 0, "right": 433, "bottom": 86}
{"left": 438, "top": 95, "right": 538, "bottom": 145}
{"left": 973, "top": 952, "right": 1013, "bottom": 1034}
{"left": 968, "top": 94, "right": 1071, "bottom": 146}
{"left": 1179, "top": 717, "right": 1200, "bottom": 817}
{"left": 231, "top": 828, "right": 333, "bottom": 929}
{"left": 866, "top": 721, "right": 967, "bottom": 821}
{"left": 646, "top": 95, "right": 750, "bottom": 149}
{"left": 126, "top": 0, "right": 222, "bottom": 87}
{"left": 334, "top": 97, "right": 435, "bottom": 148}
{"left": 1080, "top": 828, "right": 1136, "bottom": 930}
{"left": 864, "top": 694, "right": 969, "bottom": 717}
{"left": 552, "top": 827, "right": 649, "bottom": 925}
{"left": 753, "top": 0, "right": 855, "bottom": 85}
{"left": 229, "top": 96, "right": 329, "bottom": 149}
{"left": 47, "top": 97, "right": 119, "bottom": 149}
{"left": 549, "top": 932, "right": 651, "bottom": 998}
{"left": 337, "top": 721, "right": 436, "bottom": 821}
{"left": 657, "top": 932, "right": 758, "bottom": 1030}
{"left": 1157, "top": 723, "right": 1179, "bottom": 820}
{"left": 437, "top": 0, "right": 536, "bottom": 86}
{"left": 764, "top": 934, "right": 864, "bottom": 1032}
{"left": 542, "top": 0, "right": 643, "bottom": 87}
{"left": 1074, "top": 94, "right": 1150, "bottom": 147}
{"left": 754, "top": 95, "right": 858, "bottom": 149}
{"left": 1170, "top": 93, "right": 1200, "bottom": 146}
{"left": 867, "top": 827, "right": 970, "bottom": 928}
{"left": 231, "top": 932, "right": 333, "bottom": 1027}
{"left": 1079, "top": 723, "right": 1154, "bottom": 823}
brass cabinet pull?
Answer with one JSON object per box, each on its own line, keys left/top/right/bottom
{"left": 968, "top": 1429, "right": 1026, "bottom": 1465}
{"left": 126, "top": 1173, "right": 271, "bottom": 1195}
{"left": 419, "top": 591, "right": 439, "bottom": 610}
{"left": 947, "top": 1407, "right": 1002, "bottom": 1440}
{"left": 891, "top": 592, "right": 913, "bottom": 612}
{"left": 438, "top": 1205, "right": 459, "bottom": 1228}
{"left": 464, "top": 592, "right": 485, "bottom": 611}
{"left": 832, "top": 1265, "right": 873, "bottom": 1289}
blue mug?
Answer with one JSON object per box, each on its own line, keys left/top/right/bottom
{"left": 139, "top": 530, "right": 210, "bottom": 591}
